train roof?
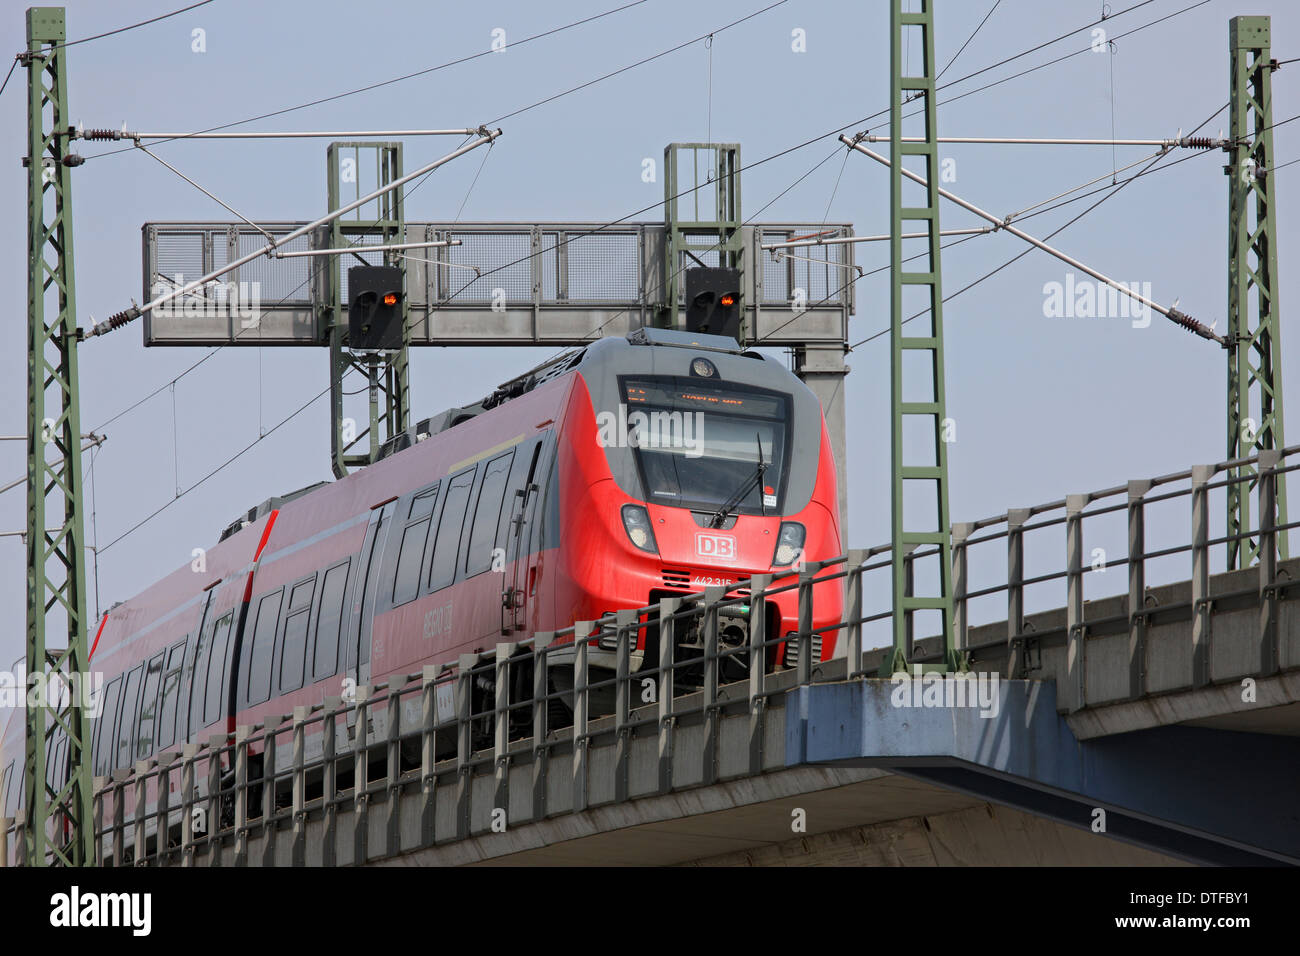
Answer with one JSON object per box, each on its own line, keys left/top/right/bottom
{"left": 220, "top": 330, "right": 763, "bottom": 540}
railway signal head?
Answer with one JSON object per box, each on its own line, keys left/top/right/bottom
{"left": 684, "top": 267, "right": 741, "bottom": 340}
{"left": 348, "top": 265, "right": 404, "bottom": 350}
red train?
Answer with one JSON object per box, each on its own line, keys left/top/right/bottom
{"left": 0, "top": 328, "right": 842, "bottom": 851}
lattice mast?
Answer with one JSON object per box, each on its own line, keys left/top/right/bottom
{"left": 886, "top": 0, "right": 959, "bottom": 674}
{"left": 1226, "top": 15, "right": 1288, "bottom": 569}
{"left": 23, "top": 5, "right": 94, "bottom": 866}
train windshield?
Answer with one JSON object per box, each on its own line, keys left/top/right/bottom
{"left": 619, "top": 377, "right": 790, "bottom": 515}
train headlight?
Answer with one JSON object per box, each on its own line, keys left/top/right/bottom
{"left": 690, "top": 357, "right": 717, "bottom": 378}
{"left": 772, "top": 522, "right": 805, "bottom": 566}
{"left": 621, "top": 504, "right": 659, "bottom": 553}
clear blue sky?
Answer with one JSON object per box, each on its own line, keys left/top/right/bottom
{"left": 4, "top": 0, "right": 1298, "bottom": 667}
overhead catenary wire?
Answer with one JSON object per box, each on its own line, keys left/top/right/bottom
{"left": 83, "top": 128, "right": 480, "bottom": 141}
{"left": 92, "top": 0, "right": 1194, "bottom": 357}
{"left": 484, "top": 1, "right": 788, "bottom": 127}
{"left": 73, "top": 0, "right": 1228, "bottom": 553}
{"left": 53, "top": 0, "right": 216, "bottom": 50}
{"left": 409, "top": 0, "right": 1218, "bottom": 353}
{"left": 81, "top": 1, "right": 653, "bottom": 161}
{"left": 86, "top": 131, "right": 502, "bottom": 338}
{"left": 89, "top": 132, "right": 501, "bottom": 553}
{"left": 840, "top": 134, "right": 1224, "bottom": 344}
{"left": 96, "top": 384, "right": 332, "bottom": 555}
{"left": 87, "top": 134, "right": 480, "bottom": 438}
{"left": 837, "top": 103, "right": 1233, "bottom": 351}
{"left": 936, "top": 0, "right": 1002, "bottom": 82}
{"left": 897, "top": 0, "right": 1215, "bottom": 129}
{"left": 750, "top": 102, "right": 1232, "bottom": 350}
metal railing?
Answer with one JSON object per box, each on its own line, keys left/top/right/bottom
{"left": 3, "top": 445, "right": 1294, "bottom": 865}
{"left": 79, "top": 560, "right": 851, "bottom": 866}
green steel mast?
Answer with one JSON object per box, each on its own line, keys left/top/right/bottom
{"left": 23, "top": 5, "right": 94, "bottom": 866}
{"left": 885, "top": 0, "right": 958, "bottom": 674}
{"left": 1226, "top": 15, "right": 1288, "bottom": 569}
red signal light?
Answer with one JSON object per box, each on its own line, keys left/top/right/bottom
{"left": 383, "top": 293, "right": 398, "bottom": 306}
{"left": 719, "top": 293, "right": 736, "bottom": 307}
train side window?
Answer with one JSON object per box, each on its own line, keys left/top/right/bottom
{"left": 246, "top": 589, "right": 283, "bottom": 706}
{"left": 502, "top": 439, "right": 543, "bottom": 562}
{"left": 114, "top": 664, "right": 144, "bottom": 771}
{"left": 176, "top": 629, "right": 197, "bottom": 744}
{"left": 392, "top": 482, "right": 440, "bottom": 609}
{"left": 428, "top": 467, "right": 476, "bottom": 591}
{"left": 278, "top": 574, "right": 316, "bottom": 695}
{"left": 92, "top": 675, "right": 122, "bottom": 777}
{"left": 188, "top": 624, "right": 214, "bottom": 737}
{"left": 288, "top": 578, "right": 314, "bottom": 612}
{"left": 465, "top": 451, "right": 515, "bottom": 576}
{"left": 156, "top": 638, "right": 188, "bottom": 751}
{"left": 409, "top": 484, "right": 439, "bottom": 520}
{"left": 394, "top": 511, "right": 436, "bottom": 608}
{"left": 311, "top": 560, "right": 350, "bottom": 682}
{"left": 135, "top": 652, "right": 165, "bottom": 760}
{"left": 203, "top": 614, "right": 234, "bottom": 727}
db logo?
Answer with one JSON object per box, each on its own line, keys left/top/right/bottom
{"left": 695, "top": 532, "right": 737, "bottom": 561}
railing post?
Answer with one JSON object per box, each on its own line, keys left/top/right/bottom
{"left": 748, "top": 573, "right": 772, "bottom": 776}
{"left": 1007, "top": 509, "right": 1030, "bottom": 678}
{"left": 111, "top": 770, "right": 127, "bottom": 866}
{"left": 419, "top": 667, "right": 439, "bottom": 846}
{"left": 132, "top": 761, "right": 150, "bottom": 865}
{"left": 657, "top": 599, "right": 678, "bottom": 793}
{"left": 1258, "top": 449, "right": 1281, "bottom": 676}
{"left": 614, "top": 610, "right": 636, "bottom": 804}
{"left": 701, "top": 586, "right": 724, "bottom": 787}
{"left": 92, "top": 775, "right": 107, "bottom": 866}
{"left": 1064, "top": 495, "right": 1088, "bottom": 712}
{"left": 154, "top": 751, "right": 175, "bottom": 866}
{"left": 1191, "top": 465, "right": 1214, "bottom": 687}
{"left": 352, "top": 685, "right": 371, "bottom": 864}
{"left": 455, "top": 657, "right": 474, "bottom": 840}
{"left": 261, "top": 714, "right": 286, "bottom": 867}
{"left": 796, "top": 565, "right": 817, "bottom": 684}
{"left": 291, "top": 706, "right": 308, "bottom": 866}
{"left": 1127, "top": 480, "right": 1153, "bottom": 699}
{"left": 321, "top": 697, "right": 340, "bottom": 867}
{"left": 531, "top": 636, "right": 553, "bottom": 822}
{"left": 383, "top": 679, "right": 404, "bottom": 860}
{"left": 233, "top": 726, "right": 250, "bottom": 866}
{"left": 493, "top": 644, "right": 514, "bottom": 832}
{"left": 205, "top": 735, "right": 223, "bottom": 867}
{"left": 178, "top": 748, "right": 196, "bottom": 868}
{"left": 951, "top": 527, "right": 973, "bottom": 657}
{"left": 572, "top": 622, "right": 591, "bottom": 814}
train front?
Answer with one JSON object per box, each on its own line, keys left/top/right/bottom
{"left": 556, "top": 328, "right": 843, "bottom": 674}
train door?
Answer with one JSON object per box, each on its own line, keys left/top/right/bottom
{"left": 502, "top": 435, "right": 550, "bottom": 634}
{"left": 348, "top": 499, "right": 397, "bottom": 690}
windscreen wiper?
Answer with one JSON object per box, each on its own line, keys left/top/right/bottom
{"left": 708, "top": 433, "right": 767, "bottom": 529}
